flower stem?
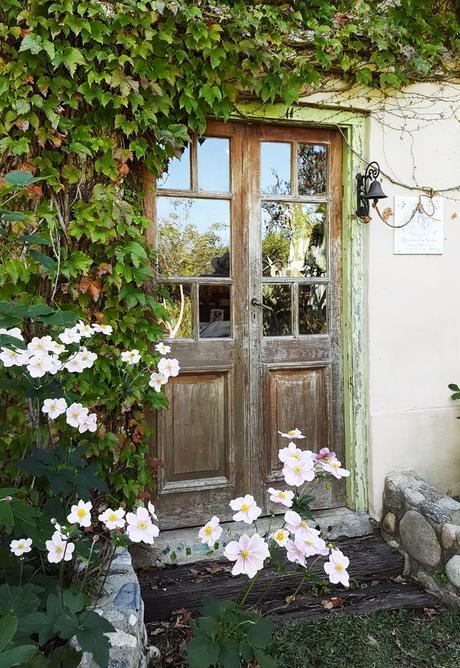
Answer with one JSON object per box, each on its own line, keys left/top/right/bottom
{"left": 80, "top": 539, "right": 96, "bottom": 594}
{"left": 239, "top": 571, "right": 259, "bottom": 607}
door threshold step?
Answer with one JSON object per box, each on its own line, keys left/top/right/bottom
{"left": 132, "top": 506, "right": 374, "bottom": 567}
{"left": 138, "top": 534, "right": 405, "bottom": 623}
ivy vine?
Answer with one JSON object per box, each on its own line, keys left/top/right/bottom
{"left": 0, "top": 0, "right": 458, "bottom": 501}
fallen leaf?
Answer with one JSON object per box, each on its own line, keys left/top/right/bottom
{"left": 190, "top": 568, "right": 199, "bottom": 576}
{"left": 367, "top": 634, "right": 379, "bottom": 647}
{"left": 96, "top": 262, "right": 113, "bottom": 277}
{"left": 285, "top": 593, "right": 297, "bottom": 605}
{"left": 320, "top": 596, "right": 343, "bottom": 610}
{"left": 451, "top": 212, "right": 458, "bottom": 219}
{"left": 381, "top": 206, "right": 393, "bottom": 222}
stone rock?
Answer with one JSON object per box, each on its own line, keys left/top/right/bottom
{"left": 382, "top": 512, "right": 396, "bottom": 534}
{"left": 441, "top": 523, "right": 460, "bottom": 550}
{"left": 114, "top": 583, "right": 141, "bottom": 611}
{"left": 399, "top": 510, "right": 441, "bottom": 567}
{"left": 420, "top": 502, "right": 450, "bottom": 526}
{"left": 445, "top": 555, "right": 460, "bottom": 589}
{"left": 404, "top": 489, "right": 425, "bottom": 507}
{"left": 415, "top": 570, "right": 439, "bottom": 593}
{"left": 437, "top": 497, "right": 460, "bottom": 524}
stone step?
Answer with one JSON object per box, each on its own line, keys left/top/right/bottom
{"left": 139, "top": 534, "right": 405, "bottom": 623}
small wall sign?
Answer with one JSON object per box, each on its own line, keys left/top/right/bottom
{"left": 393, "top": 196, "right": 444, "bottom": 255}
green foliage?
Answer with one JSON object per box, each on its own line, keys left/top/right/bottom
{"left": 188, "top": 597, "right": 275, "bottom": 668}
{"left": 448, "top": 383, "right": 460, "bottom": 419}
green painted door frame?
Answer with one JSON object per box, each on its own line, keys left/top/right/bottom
{"left": 232, "top": 102, "right": 370, "bottom": 512}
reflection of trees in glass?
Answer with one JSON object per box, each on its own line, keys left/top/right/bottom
{"left": 158, "top": 199, "right": 228, "bottom": 277}
{"left": 299, "top": 285, "right": 327, "bottom": 335}
{"left": 262, "top": 284, "right": 291, "bottom": 336}
{"left": 262, "top": 200, "right": 326, "bottom": 277}
{"left": 298, "top": 144, "right": 327, "bottom": 196}
{"left": 163, "top": 284, "right": 193, "bottom": 339}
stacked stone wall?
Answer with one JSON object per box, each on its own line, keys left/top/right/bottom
{"left": 382, "top": 471, "right": 460, "bottom": 607}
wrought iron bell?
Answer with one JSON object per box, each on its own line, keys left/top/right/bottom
{"left": 365, "top": 179, "right": 387, "bottom": 201}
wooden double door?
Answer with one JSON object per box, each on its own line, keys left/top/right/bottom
{"left": 152, "top": 121, "right": 344, "bottom": 530}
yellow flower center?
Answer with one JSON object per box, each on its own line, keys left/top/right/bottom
{"left": 241, "top": 504, "right": 250, "bottom": 512}
{"left": 205, "top": 526, "right": 213, "bottom": 536}
{"left": 288, "top": 430, "right": 296, "bottom": 436}
{"left": 77, "top": 508, "right": 87, "bottom": 518}
{"left": 56, "top": 546, "right": 63, "bottom": 553}
{"left": 138, "top": 520, "right": 147, "bottom": 529}
{"left": 109, "top": 513, "right": 118, "bottom": 522}
{"left": 276, "top": 532, "right": 284, "bottom": 541}
{"left": 241, "top": 549, "right": 248, "bottom": 558}
{"left": 278, "top": 491, "right": 286, "bottom": 498}
{"left": 292, "top": 453, "right": 300, "bottom": 460}
{"left": 300, "top": 520, "right": 307, "bottom": 528}
{"left": 18, "top": 543, "right": 24, "bottom": 549}
{"left": 336, "top": 564, "right": 343, "bottom": 571}
{"left": 294, "top": 466, "right": 301, "bottom": 473}
{"left": 332, "top": 461, "right": 339, "bottom": 469}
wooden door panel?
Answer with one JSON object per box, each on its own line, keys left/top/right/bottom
{"left": 163, "top": 372, "right": 230, "bottom": 480}
{"left": 265, "top": 364, "right": 329, "bottom": 473}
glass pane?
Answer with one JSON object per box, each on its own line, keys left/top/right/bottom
{"left": 262, "top": 284, "right": 291, "bottom": 336}
{"left": 299, "top": 284, "right": 327, "bottom": 335}
{"left": 298, "top": 144, "right": 327, "bottom": 196}
{"left": 164, "top": 284, "right": 193, "bottom": 339}
{"left": 157, "top": 144, "right": 190, "bottom": 190}
{"left": 157, "top": 197, "right": 230, "bottom": 277}
{"left": 199, "top": 285, "right": 231, "bottom": 338}
{"left": 261, "top": 142, "right": 291, "bottom": 195}
{"left": 198, "top": 137, "right": 230, "bottom": 192}
{"left": 262, "top": 202, "right": 327, "bottom": 277}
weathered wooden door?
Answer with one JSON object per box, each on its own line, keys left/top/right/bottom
{"left": 152, "top": 122, "right": 344, "bottom": 530}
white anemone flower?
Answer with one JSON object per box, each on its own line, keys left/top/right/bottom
{"left": 76, "top": 321, "right": 94, "bottom": 338}
{"left": 126, "top": 507, "right": 159, "bottom": 544}
{"left": 295, "top": 528, "right": 329, "bottom": 557}
{"left": 229, "top": 495, "right": 262, "bottom": 524}
{"left": 0, "top": 347, "right": 29, "bottom": 367}
{"left": 267, "top": 487, "right": 294, "bottom": 508}
{"left": 27, "top": 336, "right": 54, "bottom": 356}
{"left": 155, "top": 342, "right": 171, "bottom": 355}
{"left": 48, "top": 354, "right": 62, "bottom": 374}
{"left": 0, "top": 327, "right": 23, "bottom": 341}
{"left": 98, "top": 507, "right": 126, "bottom": 530}
{"left": 64, "top": 355, "right": 86, "bottom": 373}
{"left": 322, "top": 458, "right": 351, "bottom": 479}
{"left": 75, "top": 347, "right": 98, "bottom": 369}
{"left": 27, "top": 354, "right": 54, "bottom": 378}
{"left": 67, "top": 500, "right": 93, "bottom": 528}
{"left": 223, "top": 533, "right": 270, "bottom": 578}
{"left": 93, "top": 324, "right": 113, "bottom": 335}
{"left": 58, "top": 327, "right": 81, "bottom": 345}
{"left": 77, "top": 412, "right": 97, "bottom": 434}
{"left": 270, "top": 529, "right": 290, "bottom": 547}
{"left": 47, "top": 340, "right": 66, "bottom": 356}
{"left": 46, "top": 531, "right": 75, "bottom": 563}
{"left": 198, "top": 516, "right": 223, "bottom": 548}
{"left": 278, "top": 442, "right": 305, "bottom": 463}
{"left": 157, "top": 357, "right": 180, "bottom": 379}
{"left": 324, "top": 549, "right": 350, "bottom": 587}
{"left": 278, "top": 428, "right": 305, "bottom": 440}
{"left": 10, "top": 538, "right": 32, "bottom": 557}
{"left": 285, "top": 539, "right": 307, "bottom": 567}
{"left": 121, "top": 349, "right": 141, "bottom": 365}
{"left": 66, "top": 403, "right": 89, "bottom": 428}
{"left": 149, "top": 371, "right": 168, "bottom": 392}
{"left": 284, "top": 510, "right": 313, "bottom": 539}
{"left": 147, "top": 501, "right": 158, "bottom": 521}
{"left": 282, "top": 457, "right": 315, "bottom": 487}
{"left": 42, "top": 398, "right": 68, "bottom": 420}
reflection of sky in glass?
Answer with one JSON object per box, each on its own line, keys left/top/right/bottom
{"left": 158, "top": 144, "right": 190, "bottom": 190}
{"left": 198, "top": 137, "right": 230, "bottom": 192}
{"left": 261, "top": 142, "right": 291, "bottom": 194}
{"left": 157, "top": 197, "right": 230, "bottom": 277}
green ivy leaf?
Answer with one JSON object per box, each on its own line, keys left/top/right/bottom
{"left": 0, "top": 613, "right": 17, "bottom": 652}
{"left": 187, "top": 635, "right": 220, "bottom": 668}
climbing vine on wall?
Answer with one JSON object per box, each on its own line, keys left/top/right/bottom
{"left": 0, "top": 0, "right": 458, "bottom": 500}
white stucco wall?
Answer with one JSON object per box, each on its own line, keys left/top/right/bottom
{"left": 304, "top": 82, "right": 460, "bottom": 516}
